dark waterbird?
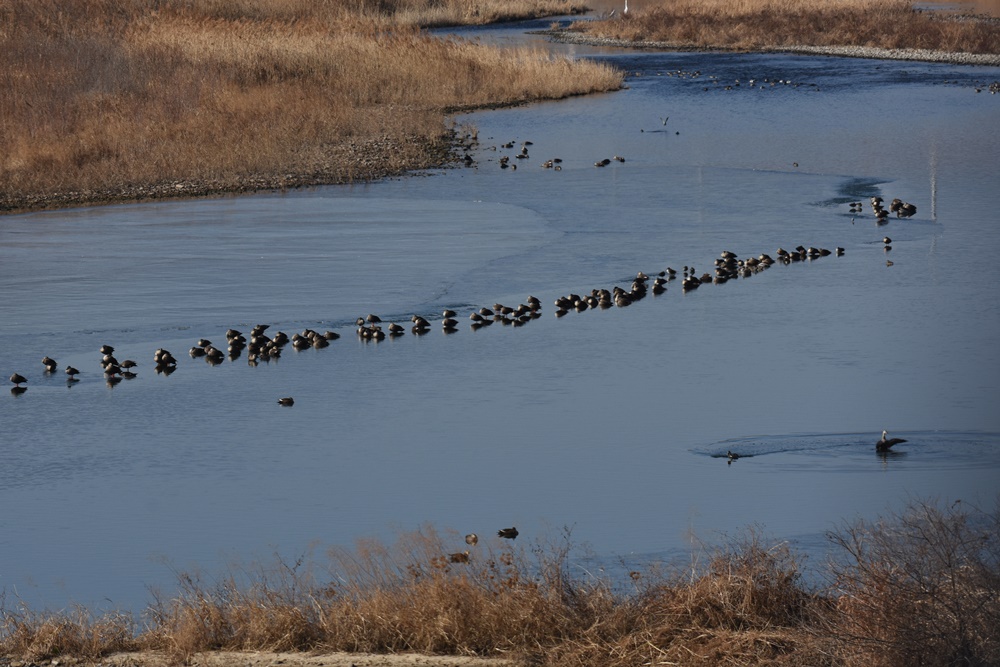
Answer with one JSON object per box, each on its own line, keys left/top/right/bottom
{"left": 876, "top": 429, "right": 907, "bottom": 452}
{"left": 9, "top": 373, "right": 27, "bottom": 387}
{"left": 277, "top": 397, "right": 294, "bottom": 406}
{"left": 497, "top": 527, "right": 519, "bottom": 540}
{"left": 65, "top": 366, "right": 80, "bottom": 380}
{"left": 42, "top": 356, "right": 58, "bottom": 372}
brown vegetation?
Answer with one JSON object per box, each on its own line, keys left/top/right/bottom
{"left": 570, "top": 0, "right": 1000, "bottom": 54}
{"left": 2, "top": 499, "right": 998, "bottom": 666}
{"left": 0, "top": 0, "right": 619, "bottom": 214}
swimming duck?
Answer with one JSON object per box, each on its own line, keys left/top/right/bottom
{"left": 876, "top": 430, "right": 906, "bottom": 452}
{"left": 277, "top": 397, "right": 295, "bottom": 406}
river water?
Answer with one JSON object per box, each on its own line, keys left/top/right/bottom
{"left": 1, "top": 19, "right": 999, "bottom": 612}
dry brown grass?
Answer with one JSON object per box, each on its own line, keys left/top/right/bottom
{"left": 0, "top": 0, "right": 620, "bottom": 213}
{"left": 571, "top": 0, "right": 1000, "bottom": 54}
{"left": 0, "top": 597, "right": 138, "bottom": 661}
{"left": 3, "top": 501, "right": 997, "bottom": 666}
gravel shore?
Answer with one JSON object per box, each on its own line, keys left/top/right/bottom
{"left": 545, "top": 30, "right": 1000, "bottom": 66}
{"left": 0, "top": 135, "right": 461, "bottom": 216}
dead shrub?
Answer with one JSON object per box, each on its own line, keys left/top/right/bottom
{"left": 826, "top": 498, "right": 1000, "bottom": 667}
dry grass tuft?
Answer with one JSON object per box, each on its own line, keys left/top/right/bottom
{"left": 0, "top": 0, "right": 621, "bottom": 213}
{"left": 543, "top": 531, "right": 835, "bottom": 667}
{"left": 3, "top": 501, "right": 997, "bottom": 666}
{"left": 0, "top": 598, "right": 138, "bottom": 661}
{"left": 571, "top": 0, "right": 1000, "bottom": 54}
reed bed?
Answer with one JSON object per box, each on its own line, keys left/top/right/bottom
{"left": 0, "top": 0, "right": 619, "bottom": 213}
{"left": 571, "top": 0, "right": 1000, "bottom": 54}
{"left": 2, "top": 499, "right": 997, "bottom": 666}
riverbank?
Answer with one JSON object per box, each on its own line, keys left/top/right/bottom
{"left": 563, "top": 0, "right": 1000, "bottom": 65}
{"left": 0, "top": 134, "right": 459, "bottom": 215}
{"left": 0, "top": 0, "right": 621, "bottom": 216}
{"left": 547, "top": 29, "right": 1000, "bottom": 66}
{"left": 2, "top": 502, "right": 997, "bottom": 667}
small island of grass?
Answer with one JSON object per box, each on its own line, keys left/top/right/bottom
{"left": 561, "top": 0, "right": 1000, "bottom": 64}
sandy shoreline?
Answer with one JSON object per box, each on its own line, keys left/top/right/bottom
{"left": 544, "top": 29, "right": 1000, "bottom": 66}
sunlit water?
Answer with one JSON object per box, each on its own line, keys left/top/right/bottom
{"left": 2, "top": 20, "right": 999, "bottom": 612}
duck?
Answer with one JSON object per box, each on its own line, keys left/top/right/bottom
{"left": 876, "top": 430, "right": 906, "bottom": 452}
{"left": 497, "top": 527, "right": 519, "bottom": 540}
{"left": 65, "top": 366, "right": 80, "bottom": 381}
{"left": 277, "top": 397, "right": 295, "bottom": 407}
{"left": 727, "top": 450, "right": 740, "bottom": 460}
{"left": 9, "top": 373, "right": 27, "bottom": 387}
{"left": 154, "top": 349, "right": 177, "bottom": 366}
{"left": 42, "top": 356, "right": 58, "bottom": 372}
